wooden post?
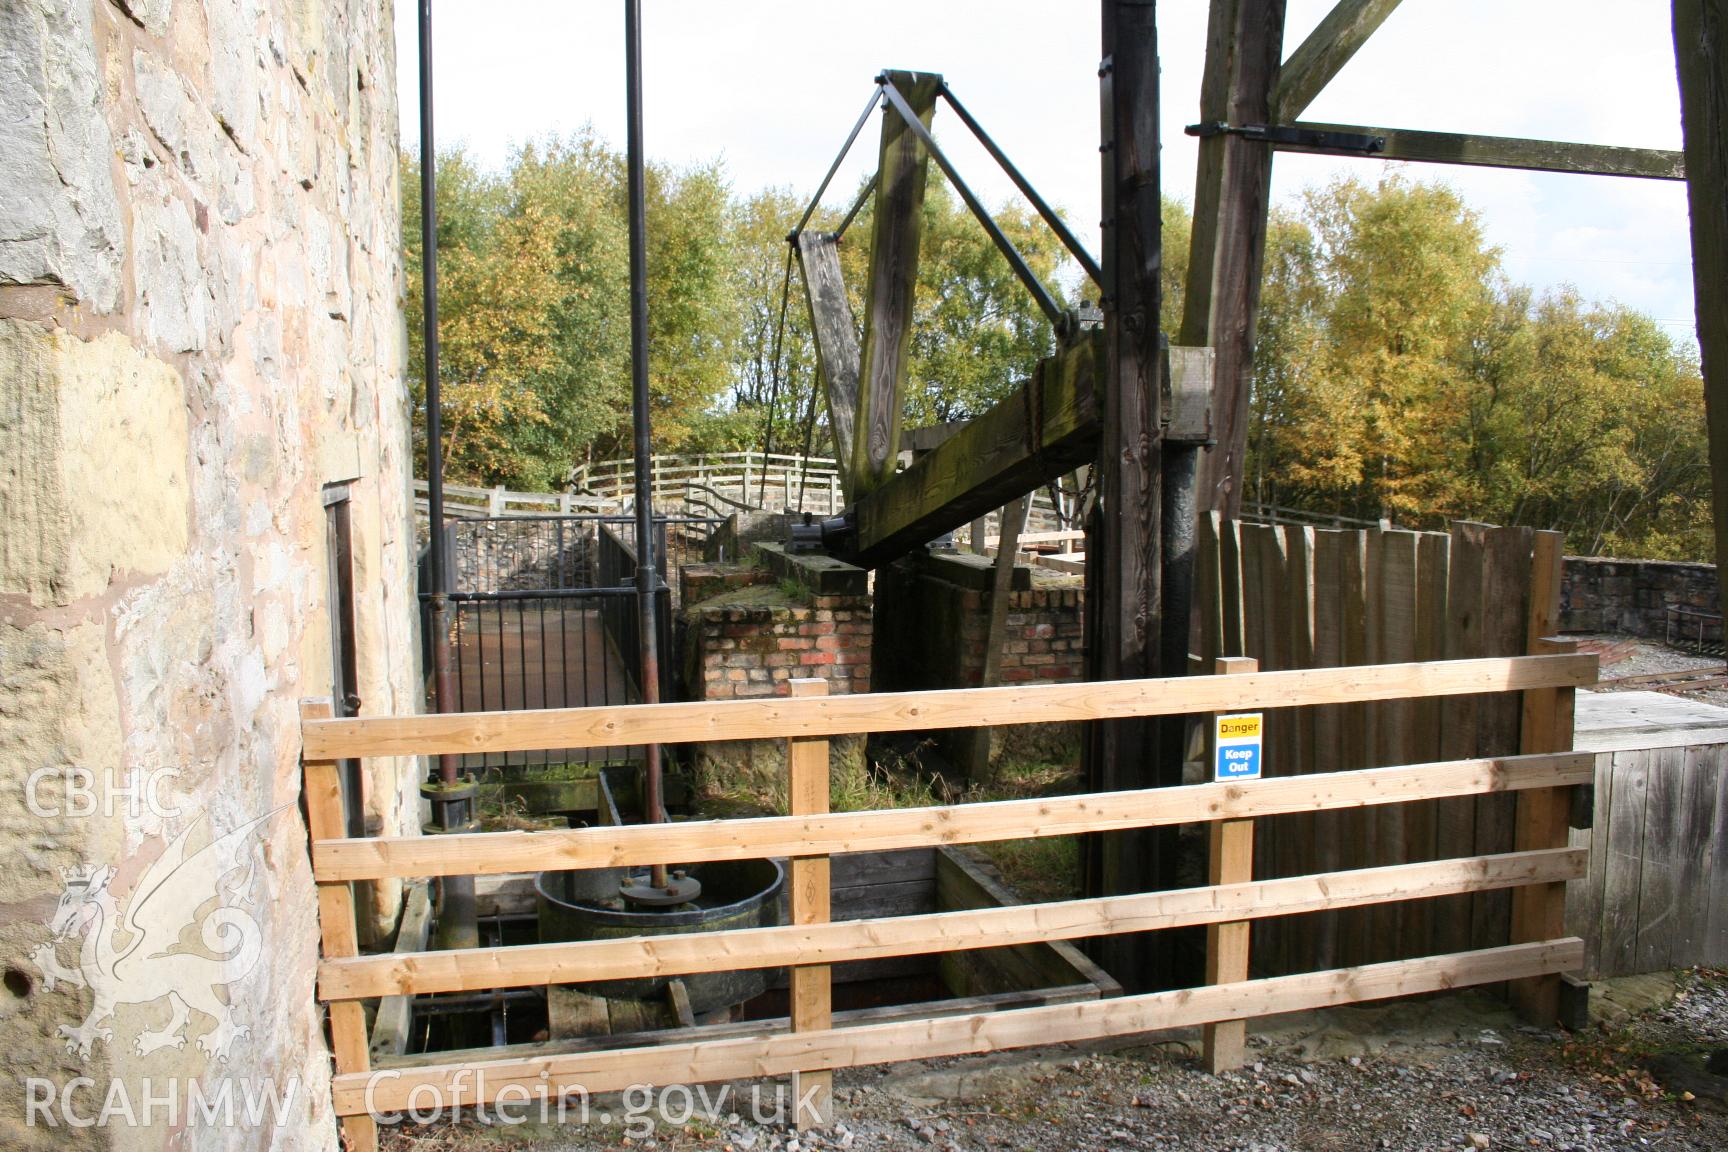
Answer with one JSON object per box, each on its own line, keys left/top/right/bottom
{"left": 1204, "top": 656, "right": 1259, "bottom": 1072}
{"left": 969, "top": 498, "right": 1028, "bottom": 780}
{"left": 1674, "top": 0, "right": 1728, "bottom": 652}
{"left": 787, "top": 678, "right": 833, "bottom": 1129}
{"left": 1184, "top": 0, "right": 1287, "bottom": 517}
{"left": 854, "top": 70, "right": 939, "bottom": 497}
{"left": 795, "top": 231, "right": 860, "bottom": 501}
{"left": 1509, "top": 532, "right": 1584, "bottom": 1024}
{"left": 489, "top": 485, "right": 506, "bottom": 517}
{"left": 1086, "top": 0, "right": 1168, "bottom": 989}
{"left": 302, "top": 698, "right": 378, "bottom": 1152}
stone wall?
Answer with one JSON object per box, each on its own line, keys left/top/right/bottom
{"left": 0, "top": 2, "right": 414, "bottom": 1148}
{"left": 1560, "top": 556, "right": 1721, "bottom": 641}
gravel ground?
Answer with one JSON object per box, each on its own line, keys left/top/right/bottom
{"left": 1577, "top": 635, "right": 1720, "bottom": 684}
{"left": 378, "top": 971, "right": 1728, "bottom": 1152}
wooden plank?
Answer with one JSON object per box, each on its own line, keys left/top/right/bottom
{"left": 379, "top": 986, "right": 1102, "bottom": 1073}
{"left": 320, "top": 848, "right": 1581, "bottom": 1002}
{"left": 1274, "top": 122, "right": 1685, "bottom": 180}
{"left": 1406, "top": 532, "right": 1449, "bottom": 954}
{"left": 1220, "top": 517, "right": 1246, "bottom": 657}
{"left": 1336, "top": 529, "right": 1373, "bottom": 964}
{"left": 1473, "top": 527, "right": 1533, "bottom": 953}
{"left": 847, "top": 330, "right": 1105, "bottom": 568}
{"left": 1599, "top": 748, "right": 1651, "bottom": 976}
{"left": 1707, "top": 744, "right": 1728, "bottom": 966}
{"left": 369, "top": 879, "right": 434, "bottom": 1062}
{"left": 970, "top": 497, "right": 1029, "bottom": 779}
{"left": 1435, "top": 523, "right": 1487, "bottom": 957}
{"left": 831, "top": 847, "right": 937, "bottom": 890}
{"left": 1273, "top": 0, "right": 1405, "bottom": 121}
{"left": 854, "top": 70, "right": 939, "bottom": 496}
{"left": 1283, "top": 528, "right": 1318, "bottom": 974}
{"left": 1370, "top": 531, "right": 1419, "bottom": 962}
{"left": 1198, "top": 511, "right": 1225, "bottom": 668}
{"left": 1635, "top": 744, "right": 1685, "bottom": 975}
{"left": 786, "top": 678, "right": 832, "bottom": 1129}
{"left": 301, "top": 698, "right": 377, "bottom": 1152}
{"left": 1206, "top": 655, "right": 1259, "bottom": 1072}
{"left": 1308, "top": 530, "right": 1347, "bottom": 968}
{"left": 1184, "top": 0, "right": 1288, "bottom": 518}
{"left": 795, "top": 231, "right": 860, "bottom": 495}
{"left": 1511, "top": 636, "right": 1580, "bottom": 1024}
{"left": 1671, "top": 743, "right": 1718, "bottom": 967}
{"left": 332, "top": 941, "right": 1585, "bottom": 1116}
{"left": 315, "top": 751, "right": 1595, "bottom": 883}
{"left": 304, "top": 654, "right": 1597, "bottom": 763}
{"left": 1565, "top": 750, "right": 1611, "bottom": 977}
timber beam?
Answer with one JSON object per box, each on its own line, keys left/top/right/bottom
{"left": 844, "top": 329, "right": 1105, "bottom": 569}
{"left": 1273, "top": 122, "right": 1685, "bottom": 180}
{"left": 854, "top": 70, "right": 940, "bottom": 497}
{"left": 1273, "top": 0, "right": 1405, "bottom": 121}
{"left": 794, "top": 231, "right": 861, "bottom": 499}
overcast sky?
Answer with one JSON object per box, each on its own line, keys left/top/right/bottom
{"left": 396, "top": 1, "right": 1698, "bottom": 346}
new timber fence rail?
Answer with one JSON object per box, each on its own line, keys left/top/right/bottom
{"left": 300, "top": 650, "right": 1597, "bottom": 1149}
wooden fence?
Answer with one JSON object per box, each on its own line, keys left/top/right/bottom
{"left": 1196, "top": 517, "right": 1566, "bottom": 975}
{"left": 1568, "top": 740, "right": 1728, "bottom": 977}
{"left": 301, "top": 652, "right": 1595, "bottom": 1149}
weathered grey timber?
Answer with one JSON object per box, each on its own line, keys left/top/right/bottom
{"left": 1277, "top": 122, "right": 1686, "bottom": 180}
{"left": 794, "top": 231, "right": 860, "bottom": 496}
{"left": 854, "top": 70, "right": 939, "bottom": 496}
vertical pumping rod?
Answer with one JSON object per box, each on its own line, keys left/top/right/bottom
{"left": 624, "top": 0, "right": 671, "bottom": 893}
{"left": 418, "top": 0, "right": 478, "bottom": 951}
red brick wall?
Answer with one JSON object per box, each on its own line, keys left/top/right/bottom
{"left": 679, "top": 565, "right": 872, "bottom": 700}
{"left": 958, "top": 588, "right": 1086, "bottom": 685}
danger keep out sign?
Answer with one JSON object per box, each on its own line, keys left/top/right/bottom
{"left": 1213, "top": 713, "right": 1263, "bottom": 781}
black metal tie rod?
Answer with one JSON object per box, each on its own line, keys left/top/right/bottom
{"left": 791, "top": 84, "right": 886, "bottom": 243}
{"left": 938, "top": 82, "right": 1104, "bottom": 287}
{"left": 878, "top": 77, "right": 1069, "bottom": 333}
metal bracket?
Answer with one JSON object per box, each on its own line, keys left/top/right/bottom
{"left": 1186, "top": 121, "right": 1386, "bottom": 155}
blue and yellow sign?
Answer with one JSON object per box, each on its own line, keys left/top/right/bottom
{"left": 1213, "top": 712, "right": 1263, "bottom": 781}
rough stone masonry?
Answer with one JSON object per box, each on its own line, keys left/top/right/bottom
{"left": 0, "top": 2, "right": 417, "bottom": 1148}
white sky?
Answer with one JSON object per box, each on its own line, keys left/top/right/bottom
{"left": 396, "top": 1, "right": 1698, "bottom": 346}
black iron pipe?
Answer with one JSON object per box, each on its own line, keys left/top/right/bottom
{"left": 879, "top": 78, "right": 1068, "bottom": 330}
{"left": 418, "top": 0, "right": 477, "bottom": 954}
{"left": 624, "top": 0, "right": 669, "bottom": 891}
{"left": 939, "top": 83, "right": 1106, "bottom": 287}
{"left": 791, "top": 84, "right": 885, "bottom": 242}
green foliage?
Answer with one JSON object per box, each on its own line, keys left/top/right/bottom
{"left": 403, "top": 133, "right": 734, "bottom": 488}
{"left": 407, "top": 141, "right": 1706, "bottom": 562}
{"left": 1167, "top": 173, "right": 1710, "bottom": 561}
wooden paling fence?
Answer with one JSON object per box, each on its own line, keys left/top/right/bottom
{"left": 1198, "top": 517, "right": 1567, "bottom": 976}
{"left": 301, "top": 652, "right": 1595, "bottom": 1149}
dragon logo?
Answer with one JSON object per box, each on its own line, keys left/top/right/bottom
{"left": 29, "top": 805, "right": 290, "bottom": 1064}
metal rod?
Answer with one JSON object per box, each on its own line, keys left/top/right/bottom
{"left": 833, "top": 170, "right": 878, "bottom": 241}
{"left": 939, "top": 83, "right": 1105, "bottom": 286}
{"left": 791, "top": 84, "right": 886, "bottom": 241}
{"left": 624, "top": 0, "right": 669, "bottom": 890}
{"left": 419, "top": 0, "right": 477, "bottom": 954}
{"left": 879, "top": 78, "right": 1068, "bottom": 329}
